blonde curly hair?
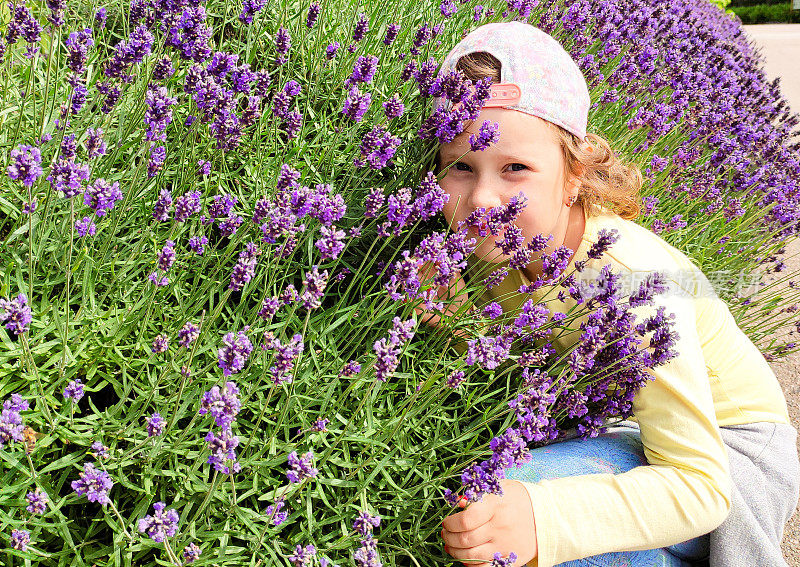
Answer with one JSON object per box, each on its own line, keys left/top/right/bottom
{"left": 434, "top": 51, "right": 643, "bottom": 221}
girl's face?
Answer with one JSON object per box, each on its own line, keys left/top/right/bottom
{"left": 437, "top": 108, "right": 580, "bottom": 267}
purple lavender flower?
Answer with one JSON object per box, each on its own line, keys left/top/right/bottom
{"left": 258, "top": 296, "right": 279, "bottom": 321}
{"left": 265, "top": 497, "right": 288, "bottom": 526}
{"left": 342, "top": 86, "right": 371, "bottom": 123}
{"left": 587, "top": 228, "right": 620, "bottom": 260}
{"left": 229, "top": 243, "right": 261, "bottom": 291}
{"left": 25, "top": 487, "right": 48, "bottom": 514}
{"left": 290, "top": 544, "right": 317, "bottom": 567}
{"left": 145, "top": 85, "right": 177, "bottom": 142}
{"left": 183, "top": 543, "right": 201, "bottom": 563}
{"left": 346, "top": 55, "right": 379, "bottom": 88}
{"left": 217, "top": 331, "right": 253, "bottom": 377}
{"left": 198, "top": 160, "right": 211, "bottom": 176}
{"left": 178, "top": 322, "right": 200, "bottom": 348}
{"left": 469, "top": 121, "right": 500, "bottom": 152}
{"left": 491, "top": 552, "right": 518, "bottom": 567}
{"left": 7, "top": 144, "right": 42, "bottom": 187}
{"left": 204, "top": 427, "right": 241, "bottom": 474}
{"left": 157, "top": 240, "right": 176, "bottom": 272}
{"left": 373, "top": 317, "right": 415, "bottom": 381}
{"left": 63, "top": 379, "right": 84, "bottom": 402}
{"left": 147, "top": 144, "right": 166, "bottom": 178}
{"left": 83, "top": 179, "right": 123, "bottom": 217}
{"left": 287, "top": 450, "right": 318, "bottom": 483}
{"left": 300, "top": 266, "right": 329, "bottom": 309}
{"left": 152, "top": 57, "right": 175, "bottom": 80}
{"left": 75, "top": 216, "right": 96, "bottom": 237}
{"left": 151, "top": 334, "right": 169, "bottom": 354}
{"left": 174, "top": 190, "right": 202, "bottom": 222}
{"left": 353, "top": 512, "right": 381, "bottom": 536}
{"left": 22, "top": 200, "right": 37, "bottom": 214}
{"left": 441, "top": 0, "right": 457, "bottom": 17}
{"left": 306, "top": 2, "right": 320, "bottom": 28}
{"left": 356, "top": 125, "right": 400, "bottom": 170}
{"left": 6, "top": 3, "right": 42, "bottom": 48}
{"left": 0, "top": 293, "right": 32, "bottom": 335}
{"left": 197, "top": 381, "right": 242, "bottom": 429}
{"left": 445, "top": 370, "right": 466, "bottom": 388}
{"left": 167, "top": 6, "right": 212, "bottom": 63}
{"left": 84, "top": 127, "right": 107, "bottom": 158}
{"left": 71, "top": 462, "right": 113, "bottom": 505}
{"left": 315, "top": 225, "right": 346, "bottom": 261}
{"left": 382, "top": 94, "right": 405, "bottom": 119}
{"left": 239, "top": 0, "right": 266, "bottom": 24}
{"left": 146, "top": 413, "right": 166, "bottom": 437}
{"left": 280, "top": 109, "right": 303, "bottom": 140}
{"left": 263, "top": 333, "right": 304, "bottom": 385}
{"left": 96, "top": 81, "right": 121, "bottom": 114}
{"left": 311, "top": 418, "right": 329, "bottom": 432}
{"left": 153, "top": 188, "right": 173, "bottom": 222}
{"left": 90, "top": 441, "right": 109, "bottom": 459}
{"left": 339, "top": 360, "right": 362, "bottom": 377}
{"left": 325, "top": 42, "right": 340, "bottom": 60}
{"left": 352, "top": 12, "right": 369, "bottom": 42}
{"left": 10, "top": 529, "right": 30, "bottom": 552}
{"left": 274, "top": 27, "right": 291, "bottom": 65}
{"left": 384, "top": 23, "right": 400, "bottom": 46}
{"left": 138, "top": 502, "right": 179, "bottom": 542}
{"left": 353, "top": 536, "right": 381, "bottom": 567}
{"left": 188, "top": 235, "right": 208, "bottom": 255}
{"left": 94, "top": 7, "right": 106, "bottom": 27}
{"left": 104, "top": 25, "right": 153, "bottom": 81}
{"left": 47, "top": 159, "right": 90, "bottom": 198}
{"left": 0, "top": 394, "right": 28, "bottom": 448}
{"left": 65, "top": 28, "right": 93, "bottom": 76}
{"left": 364, "top": 188, "right": 385, "bottom": 218}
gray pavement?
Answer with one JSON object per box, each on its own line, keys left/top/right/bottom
{"left": 742, "top": 23, "right": 800, "bottom": 566}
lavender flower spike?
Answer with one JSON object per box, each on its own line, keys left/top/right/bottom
{"left": 71, "top": 462, "right": 114, "bottom": 505}
{"left": 287, "top": 450, "right": 318, "bottom": 483}
{"left": 0, "top": 293, "right": 32, "bottom": 335}
{"left": 7, "top": 144, "right": 43, "bottom": 187}
{"left": 138, "top": 502, "right": 179, "bottom": 542}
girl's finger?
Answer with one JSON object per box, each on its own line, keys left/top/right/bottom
{"left": 441, "top": 522, "right": 493, "bottom": 549}
{"left": 442, "top": 500, "right": 494, "bottom": 533}
{"left": 443, "top": 542, "right": 497, "bottom": 566}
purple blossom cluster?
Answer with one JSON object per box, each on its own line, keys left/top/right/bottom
{"left": 63, "top": 379, "right": 84, "bottom": 402}
{"left": 262, "top": 333, "right": 304, "bottom": 385}
{"left": 138, "top": 502, "right": 179, "bottom": 542}
{"left": 10, "top": 529, "right": 30, "bottom": 551}
{"left": 286, "top": 450, "right": 317, "bottom": 483}
{"left": 65, "top": 28, "right": 93, "bottom": 76}
{"left": 354, "top": 125, "right": 401, "bottom": 170}
{"left": 201, "top": 381, "right": 242, "bottom": 474}
{"left": 229, "top": 242, "right": 261, "bottom": 291}
{"left": 299, "top": 266, "right": 328, "bottom": 308}
{"left": 6, "top": 2, "right": 42, "bottom": 58}
{"left": 83, "top": 178, "right": 123, "bottom": 217}
{"left": 7, "top": 144, "right": 42, "bottom": 187}
{"left": 71, "top": 462, "right": 113, "bottom": 506}
{"left": 167, "top": 5, "right": 212, "bottom": 62}
{"left": 217, "top": 330, "right": 253, "bottom": 376}
{"left": 353, "top": 511, "right": 382, "bottom": 567}
{"left": 144, "top": 84, "right": 177, "bottom": 142}
{"left": 178, "top": 322, "right": 200, "bottom": 348}
{"left": 289, "top": 543, "right": 316, "bottom": 567}
{"left": 0, "top": 394, "right": 29, "bottom": 448}
{"left": 0, "top": 293, "right": 32, "bottom": 335}
{"left": 104, "top": 25, "right": 153, "bottom": 82}
{"left": 149, "top": 240, "right": 176, "bottom": 287}
{"left": 26, "top": 487, "right": 48, "bottom": 514}
{"left": 372, "top": 317, "right": 415, "bottom": 382}
{"left": 146, "top": 413, "right": 166, "bottom": 437}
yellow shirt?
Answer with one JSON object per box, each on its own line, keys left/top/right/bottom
{"left": 462, "top": 203, "right": 790, "bottom": 567}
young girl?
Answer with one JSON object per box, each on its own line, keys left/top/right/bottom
{"left": 419, "top": 22, "right": 799, "bottom": 567}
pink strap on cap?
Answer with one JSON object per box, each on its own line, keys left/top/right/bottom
{"left": 483, "top": 83, "right": 521, "bottom": 107}
{"left": 451, "top": 82, "right": 522, "bottom": 112}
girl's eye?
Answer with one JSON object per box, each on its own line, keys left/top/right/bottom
{"left": 453, "top": 162, "right": 471, "bottom": 171}
{"left": 509, "top": 163, "right": 527, "bottom": 172}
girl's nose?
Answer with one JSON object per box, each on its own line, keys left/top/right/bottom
{"left": 468, "top": 179, "right": 503, "bottom": 211}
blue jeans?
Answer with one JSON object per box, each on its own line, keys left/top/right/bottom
{"left": 503, "top": 422, "right": 710, "bottom": 567}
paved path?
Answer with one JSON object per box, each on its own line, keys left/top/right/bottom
{"left": 742, "top": 23, "right": 800, "bottom": 565}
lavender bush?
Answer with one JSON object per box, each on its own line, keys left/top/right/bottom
{"left": 1, "top": 0, "right": 799, "bottom": 565}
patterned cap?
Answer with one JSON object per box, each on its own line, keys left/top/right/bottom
{"left": 432, "top": 21, "right": 590, "bottom": 140}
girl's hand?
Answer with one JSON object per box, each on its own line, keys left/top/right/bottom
{"left": 441, "top": 479, "right": 537, "bottom": 566}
